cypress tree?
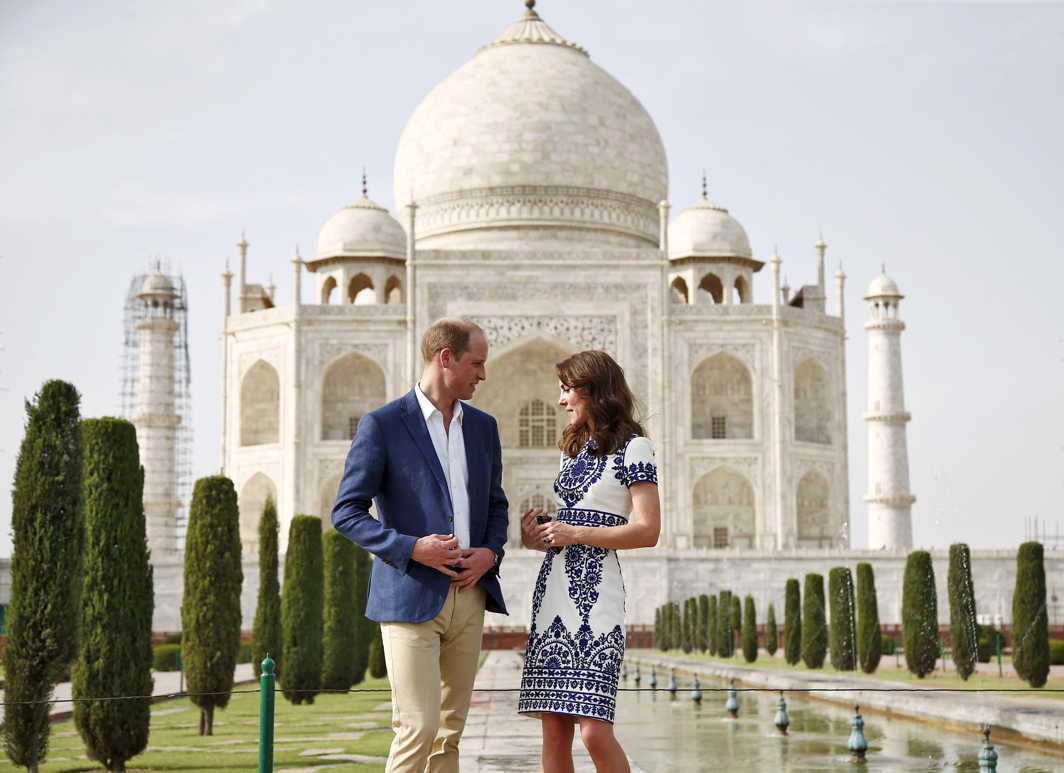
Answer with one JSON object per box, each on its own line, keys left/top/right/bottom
{"left": 683, "top": 598, "right": 695, "bottom": 653}
{"left": 322, "top": 530, "right": 359, "bottom": 690}
{"left": 765, "top": 603, "right": 778, "bottom": 656}
{"left": 707, "top": 595, "right": 719, "bottom": 656}
{"left": 182, "top": 475, "right": 243, "bottom": 735}
{"left": 947, "top": 544, "right": 978, "bottom": 681}
{"left": 368, "top": 623, "right": 388, "bottom": 679}
{"left": 251, "top": 496, "right": 282, "bottom": 680}
{"left": 717, "top": 591, "right": 733, "bottom": 658}
{"left": 741, "top": 596, "right": 758, "bottom": 663}
{"left": 351, "top": 545, "right": 372, "bottom": 682}
{"left": 5, "top": 380, "right": 83, "bottom": 772}
{"left": 802, "top": 573, "right": 827, "bottom": 669}
{"left": 669, "top": 601, "right": 681, "bottom": 651}
{"left": 1012, "top": 541, "right": 1049, "bottom": 688}
{"left": 856, "top": 563, "right": 882, "bottom": 674}
{"left": 281, "top": 515, "right": 325, "bottom": 704}
{"left": 783, "top": 579, "right": 801, "bottom": 665}
{"left": 654, "top": 606, "right": 662, "bottom": 649}
{"left": 731, "top": 595, "right": 742, "bottom": 653}
{"left": 697, "top": 594, "right": 710, "bottom": 652}
{"left": 902, "top": 550, "right": 938, "bottom": 678}
{"left": 73, "top": 419, "right": 153, "bottom": 772}
{"left": 828, "top": 567, "right": 857, "bottom": 671}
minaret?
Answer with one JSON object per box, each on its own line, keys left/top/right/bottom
{"left": 133, "top": 269, "right": 181, "bottom": 557}
{"left": 864, "top": 269, "right": 915, "bottom": 550}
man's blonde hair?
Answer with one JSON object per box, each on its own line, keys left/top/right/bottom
{"left": 420, "top": 318, "right": 485, "bottom": 363}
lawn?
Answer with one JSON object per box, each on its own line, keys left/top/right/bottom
{"left": 34, "top": 675, "right": 394, "bottom": 772}
{"left": 630, "top": 649, "right": 1063, "bottom": 700}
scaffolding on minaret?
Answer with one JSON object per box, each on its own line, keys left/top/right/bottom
{"left": 119, "top": 266, "right": 193, "bottom": 551}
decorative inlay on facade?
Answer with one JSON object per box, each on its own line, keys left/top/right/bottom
{"left": 317, "top": 341, "right": 389, "bottom": 370}
{"left": 791, "top": 346, "right": 834, "bottom": 372}
{"left": 238, "top": 350, "right": 280, "bottom": 377}
{"left": 864, "top": 319, "right": 905, "bottom": 332}
{"left": 864, "top": 494, "right": 917, "bottom": 506}
{"left": 864, "top": 411, "right": 912, "bottom": 423}
{"left": 689, "top": 456, "right": 760, "bottom": 485}
{"left": 415, "top": 185, "right": 659, "bottom": 244}
{"left": 793, "top": 457, "right": 835, "bottom": 481}
{"left": 317, "top": 457, "right": 344, "bottom": 482}
{"left": 689, "top": 342, "right": 757, "bottom": 369}
{"left": 469, "top": 315, "right": 617, "bottom": 354}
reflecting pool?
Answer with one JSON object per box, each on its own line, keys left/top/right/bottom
{"left": 613, "top": 679, "right": 1062, "bottom": 772}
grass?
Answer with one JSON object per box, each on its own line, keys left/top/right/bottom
{"left": 36, "top": 675, "right": 394, "bottom": 772}
{"left": 631, "top": 648, "right": 1063, "bottom": 700}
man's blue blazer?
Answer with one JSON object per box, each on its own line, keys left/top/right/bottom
{"left": 331, "top": 389, "right": 509, "bottom": 623}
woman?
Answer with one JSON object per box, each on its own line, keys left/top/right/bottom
{"left": 517, "top": 350, "right": 661, "bottom": 773}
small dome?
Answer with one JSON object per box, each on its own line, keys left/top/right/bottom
{"left": 140, "top": 272, "right": 174, "bottom": 296}
{"left": 668, "top": 195, "right": 753, "bottom": 260}
{"left": 865, "top": 272, "right": 902, "bottom": 299}
{"left": 314, "top": 196, "right": 406, "bottom": 262}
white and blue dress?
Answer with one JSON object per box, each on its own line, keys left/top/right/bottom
{"left": 517, "top": 435, "right": 657, "bottom": 724}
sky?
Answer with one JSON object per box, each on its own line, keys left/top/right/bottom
{"left": 2, "top": 0, "right": 1062, "bottom": 555}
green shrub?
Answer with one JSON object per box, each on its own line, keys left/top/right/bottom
{"left": 947, "top": 544, "right": 978, "bottom": 681}
{"left": 251, "top": 496, "right": 282, "bottom": 680}
{"left": 1049, "top": 640, "right": 1064, "bottom": 666}
{"left": 783, "top": 579, "right": 801, "bottom": 665}
{"left": 801, "top": 574, "right": 827, "bottom": 669}
{"left": 856, "top": 563, "right": 882, "bottom": 673}
{"left": 72, "top": 418, "right": 154, "bottom": 772}
{"left": 1012, "top": 542, "right": 1049, "bottom": 687}
{"left": 162, "top": 632, "right": 182, "bottom": 645}
{"left": 765, "top": 603, "right": 778, "bottom": 656}
{"left": 153, "top": 645, "right": 182, "bottom": 672}
{"left": 238, "top": 641, "right": 253, "bottom": 664}
{"left": 717, "top": 591, "right": 733, "bottom": 658}
{"left": 707, "top": 596, "right": 719, "bottom": 656}
{"left": 741, "top": 596, "right": 758, "bottom": 663}
{"left": 902, "top": 550, "right": 938, "bottom": 678}
{"left": 654, "top": 606, "right": 662, "bottom": 650}
{"left": 697, "top": 595, "right": 710, "bottom": 652}
{"left": 182, "top": 475, "right": 243, "bottom": 735}
{"left": 5, "top": 380, "right": 83, "bottom": 770}
{"left": 881, "top": 634, "right": 896, "bottom": 656}
{"left": 669, "top": 601, "right": 682, "bottom": 651}
{"left": 976, "top": 625, "right": 1003, "bottom": 663}
{"left": 828, "top": 567, "right": 856, "bottom": 672}
{"left": 682, "top": 598, "right": 694, "bottom": 653}
{"left": 281, "top": 515, "right": 325, "bottom": 704}
{"left": 322, "top": 531, "right": 360, "bottom": 690}
{"left": 731, "top": 595, "right": 742, "bottom": 652}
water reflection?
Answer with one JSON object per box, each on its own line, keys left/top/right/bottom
{"left": 613, "top": 675, "right": 1060, "bottom": 772}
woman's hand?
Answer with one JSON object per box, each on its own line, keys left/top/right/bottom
{"left": 520, "top": 508, "right": 548, "bottom": 551}
{"left": 539, "top": 519, "right": 583, "bottom": 548}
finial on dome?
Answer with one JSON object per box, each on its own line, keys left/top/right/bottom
{"left": 701, "top": 170, "right": 708, "bottom": 200}
{"left": 815, "top": 233, "right": 827, "bottom": 254}
{"left": 526, "top": 0, "right": 535, "bottom": 9}
{"left": 881, "top": 262, "right": 886, "bottom": 274}
{"left": 361, "top": 167, "right": 368, "bottom": 198}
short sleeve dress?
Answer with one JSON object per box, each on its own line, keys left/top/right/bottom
{"left": 517, "top": 435, "right": 657, "bottom": 724}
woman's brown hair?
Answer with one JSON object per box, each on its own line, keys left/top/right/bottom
{"left": 557, "top": 350, "right": 645, "bottom": 457}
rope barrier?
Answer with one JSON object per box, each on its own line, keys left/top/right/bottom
{"left": 5, "top": 684, "right": 1063, "bottom": 708}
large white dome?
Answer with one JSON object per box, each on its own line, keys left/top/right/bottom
{"left": 393, "top": 5, "right": 668, "bottom": 248}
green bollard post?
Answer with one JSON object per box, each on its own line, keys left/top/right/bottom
{"left": 259, "top": 654, "right": 276, "bottom": 773}
{"left": 996, "top": 632, "right": 1003, "bottom": 678}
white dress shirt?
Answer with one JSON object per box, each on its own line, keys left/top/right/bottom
{"left": 415, "top": 383, "right": 471, "bottom": 549}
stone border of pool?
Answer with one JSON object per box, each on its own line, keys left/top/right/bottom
{"left": 625, "top": 652, "right": 1064, "bottom": 756}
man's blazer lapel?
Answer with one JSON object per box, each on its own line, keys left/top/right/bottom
{"left": 399, "top": 391, "right": 454, "bottom": 512}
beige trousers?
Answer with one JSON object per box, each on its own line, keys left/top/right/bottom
{"left": 381, "top": 585, "right": 486, "bottom": 773}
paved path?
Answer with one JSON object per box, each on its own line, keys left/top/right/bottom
{"left": 461, "top": 650, "right": 645, "bottom": 772}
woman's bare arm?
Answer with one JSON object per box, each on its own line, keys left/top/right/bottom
{"left": 536, "top": 482, "right": 660, "bottom": 551}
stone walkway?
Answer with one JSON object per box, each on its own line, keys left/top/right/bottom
{"left": 461, "top": 650, "right": 646, "bottom": 772}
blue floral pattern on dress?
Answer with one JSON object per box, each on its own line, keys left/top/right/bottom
{"left": 520, "top": 437, "right": 657, "bottom": 725}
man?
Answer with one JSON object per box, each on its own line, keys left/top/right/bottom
{"left": 332, "top": 317, "right": 508, "bottom": 772}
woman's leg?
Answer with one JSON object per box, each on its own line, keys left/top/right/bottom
{"left": 579, "top": 717, "right": 630, "bottom": 772}
{"left": 541, "top": 713, "right": 576, "bottom": 773}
